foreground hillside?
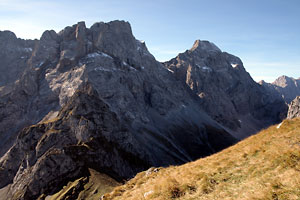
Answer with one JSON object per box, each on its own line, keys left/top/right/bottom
{"left": 103, "top": 118, "right": 300, "bottom": 200}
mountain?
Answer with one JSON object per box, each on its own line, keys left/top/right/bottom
{"left": 259, "top": 75, "right": 300, "bottom": 104}
{"left": 0, "top": 21, "right": 238, "bottom": 200}
{"left": 0, "top": 31, "right": 37, "bottom": 156}
{"left": 103, "top": 117, "right": 300, "bottom": 200}
{"left": 287, "top": 96, "right": 300, "bottom": 119}
{"left": 163, "top": 40, "right": 287, "bottom": 139}
{"left": 0, "top": 21, "right": 287, "bottom": 199}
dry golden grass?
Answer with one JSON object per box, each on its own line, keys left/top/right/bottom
{"left": 48, "top": 169, "right": 120, "bottom": 200}
{"left": 103, "top": 118, "right": 300, "bottom": 200}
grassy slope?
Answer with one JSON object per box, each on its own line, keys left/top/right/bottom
{"left": 103, "top": 118, "right": 300, "bottom": 200}
{"left": 46, "top": 169, "right": 120, "bottom": 200}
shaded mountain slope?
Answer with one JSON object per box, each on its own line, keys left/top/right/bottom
{"left": 103, "top": 118, "right": 300, "bottom": 200}
{"left": 0, "top": 31, "right": 38, "bottom": 156}
{"left": 0, "top": 84, "right": 236, "bottom": 200}
{"left": 163, "top": 40, "right": 287, "bottom": 139}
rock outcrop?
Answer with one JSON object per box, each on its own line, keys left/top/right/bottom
{"left": 0, "top": 21, "right": 239, "bottom": 199}
{"left": 287, "top": 96, "right": 300, "bottom": 119}
{"left": 0, "top": 31, "right": 37, "bottom": 156}
{"left": 163, "top": 40, "right": 287, "bottom": 139}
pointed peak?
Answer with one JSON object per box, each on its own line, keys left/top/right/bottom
{"left": 190, "top": 39, "right": 221, "bottom": 52}
{"left": 273, "top": 75, "right": 293, "bottom": 83}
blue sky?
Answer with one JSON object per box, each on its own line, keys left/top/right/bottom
{"left": 1, "top": 0, "right": 299, "bottom": 82}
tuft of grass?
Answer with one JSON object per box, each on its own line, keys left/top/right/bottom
{"left": 102, "top": 118, "right": 300, "bottom": 200}
{"left": 41, "top": 117, "right": 60, "bottom": 124}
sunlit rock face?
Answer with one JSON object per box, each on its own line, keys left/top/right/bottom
{"left": 164, "top": 40, "right": 287, "bottom": 139}
{"left": 0, "top": 21, "right": 239, "bottom": 199}
{"left": 287, "top": 96, "right": 300, "bottom": 119}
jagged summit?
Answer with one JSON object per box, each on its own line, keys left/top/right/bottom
{"left": 37, "top": 20, "right": 151, "bottom": 70}
{"left": 190, "top": 39, "right": 221, "bottom": 52}
{"left": 0, "top": 20, "right": 152, "bottom": 157}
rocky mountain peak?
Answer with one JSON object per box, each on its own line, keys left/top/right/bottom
{"left": 52, "top": 20, "right": 151, "bottom": 71}
{"left": 164, "top": 40, "right": 286, "bottom": 139}
{"left": 190, "top": 39, "right": 221, "bottom": 53}
{"left": 90, "top": 20, "right": 150, "bottom": 65}
{"left": 273, "top": 75, "right": 295, "bottom": 88}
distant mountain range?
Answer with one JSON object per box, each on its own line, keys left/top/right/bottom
{"left": 259, "top": 75, "right": 300, "bottom": 104}
{"left": 0, "top": 21, "right": 296, "bottom": 200}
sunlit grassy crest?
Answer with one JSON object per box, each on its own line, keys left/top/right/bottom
{"left": 103, "top": 118, "right": 300, "bottom": 200}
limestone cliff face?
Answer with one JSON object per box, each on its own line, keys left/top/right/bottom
{"left": 163, "top": 40, "right": 287, "bottom": 139}
{"left": 0, "top": 21, "right": 239, "bottom": 199}
{"left": 0, "top": 31, "right": 37, "bottom": 156}
{"left": 287, "top": 96, "right": 300, "bottom": 119}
